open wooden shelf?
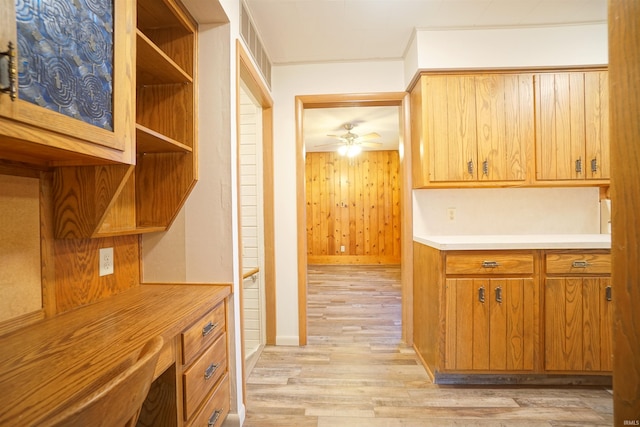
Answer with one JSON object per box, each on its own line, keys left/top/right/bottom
{"left": 136, "top": 124, "right": 192, "bottom": 153}
{"left": 53, "top": 0, "right": 198, "bottom": 238}
{"left": 136, "top": 30, "right": 192, "bottom": 86}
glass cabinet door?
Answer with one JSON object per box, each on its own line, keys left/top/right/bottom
{"left": 0, "top": 0, "right": 134, "bottom": 164}
{"left": 16, "top": 0, "right": 114, "bottom": 131}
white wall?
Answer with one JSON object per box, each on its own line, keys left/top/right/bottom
{"left": 271, "top": 60, "right": 406, "bottom": 345}
{"left": 413, "top": 187, "right": 601, "bottom": 237}
{"left": 404, "top": 24, "right": 608, "bottom": 87}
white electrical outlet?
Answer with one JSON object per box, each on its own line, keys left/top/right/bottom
{"left": 447, "top": 207, "right": 456, "bottom": 222}
{"left": 340, "top": 245, "right": 346, "bottom": 253}
{"left": 99, "top": 247, "right": 114, "bottom": 276}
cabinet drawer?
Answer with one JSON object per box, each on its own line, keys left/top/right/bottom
{"left": 187, "top": 374, "right": 230, "bottom": 427}
{"left": 545, "top": 253, "right": 611, "bottom": 274}
{"left": 182, "top": 301, "right": 225, "bottom": 365}
{"left": 446, "top": 253, "right": 534, "bottom": 275}
{"left": 183, "top": 332, "right": 227, "bottom": 421}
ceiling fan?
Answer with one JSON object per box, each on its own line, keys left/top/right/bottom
{"left": 320, "top": 123, "right": 382, "bottom": 157}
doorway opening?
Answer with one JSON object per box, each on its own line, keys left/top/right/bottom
{"left": 235, "top": 41, "right": 276, "bottom": 407}
{"left": 295, "top": 93, "right": 413, "bottom": 346}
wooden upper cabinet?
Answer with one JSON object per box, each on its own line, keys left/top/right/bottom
{"left": 53, "top": 0, "right": 198, "bottom": 238}
{"left": 427, "top": 75, "right": 478, "bottom": 182}
{"left": 412, "top": 73, "right": 533, "bottom": 187}
{"left": 475, "top": 74, "right": 533, "bottom": 182}
{"left": 0, "top": 0, "right": 135, "bottom": 166}
{"left": 535, "top": 70, "right": 610, "bottom": 182}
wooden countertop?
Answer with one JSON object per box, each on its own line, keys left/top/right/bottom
{"left": 0, "top": 283, "right": 230, "bottom": 427}
{"left": 414, "top": 234, "right": 611, "bottom": 250}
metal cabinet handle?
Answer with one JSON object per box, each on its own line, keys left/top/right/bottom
{"left": 591, "top": 158, "right": 598, "bottom": 174}
{"left": 482, "top": 159, "right": 488, "bottom": 176}
{"left": 0, "top": 42, "right": 17, "bottom": 101}
{"left": 482, "top": 261, "right": 500, "bottom": 268}
{"left": 495, "top": 286, "right": 503, "bottom": 303}
{"left": 478, "top": 286, "right": 486, "bottom": 303}
{"left": 208, "top": 408, "right": 223, "bottom": 427}
{"left": 605, "top": 286, "right": 612, "bottom": 302}
{"left": 467, "top": 160, "right": 474, "bottom": 176}
{"left": 572, "top": 260, "right": 590, "bottom": 268}
{"left": 204, "top": 362, "right": 219, "bottom": 380}
{"left": 202, "top": 321, "right": 218, "bottom": 337}
{"left": 575, "top": 157, "right": 582, "bottom": 173}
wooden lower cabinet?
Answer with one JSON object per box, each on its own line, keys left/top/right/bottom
{"left": 445, "top": 278, "right": 535, "bottom": 371}
{"left": 545, "top": 277, "right": 612, "bottom": 372}
{"left": 180, "top": 300, "right": 230, "bottom": 426}
{"left": 413, "top": 243, "right": 612, "bottom": 383}
{"left": 544, "top": 251, "right": 613, "bottom": 372}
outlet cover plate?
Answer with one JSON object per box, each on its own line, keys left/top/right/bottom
{"left": 99, "top": 247, "right": 114, "bottom": 276}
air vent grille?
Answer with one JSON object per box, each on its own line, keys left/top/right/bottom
{"left": 240, "top": 3, "right": 272, "bottom": 88}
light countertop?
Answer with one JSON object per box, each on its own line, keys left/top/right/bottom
{"left": 414, "top": 234, "right": 611, "bottom": 250}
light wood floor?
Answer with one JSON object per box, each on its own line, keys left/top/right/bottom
{"left": 244, "top": 265, "right": 613, "bottom": 426}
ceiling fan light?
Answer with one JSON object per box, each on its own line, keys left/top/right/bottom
{"left": 337, "top": 145, "right": 349, "bottom": 156}
{"left": 347, "top": 144, "right": 362, "bottom": 157}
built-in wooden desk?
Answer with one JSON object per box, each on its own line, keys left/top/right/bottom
{"left": 0, "top": 283, "right": 231, "bottom": 427}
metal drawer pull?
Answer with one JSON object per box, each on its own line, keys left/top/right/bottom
{"left": 575, "top": 157, "right": 582, "bottom": 173}
{"left": 482, "top": 261, "right": 500, "bottom": 268}
{"left": 591, "top": 158, "right": 598, "bottom": 174}
{"left": 572, "top": 260, "right": 590, "bottom": 268}
{"left": 208, "top": 408, "right": 223, "bottom": 427}
{"left": 478, "top": 286, "right": 486, "bottom": 303}
{"left": 482, "top": 159, "right": 488, "bottom": 176}
{"left": 495, "top": 286, "right": 503, "bottom": 303}
{"left": 202, "top": 321, "right": 218, "bottom": 337}
{"left": 0, "top": 42, "right": 17, "bottom": 101}
{"left": 606, "top": 286, "right": 612, "bottom": 302}
{"left": 467, "top": 160, "right": 474, "bottom": 176}
{"left": 204, "top": 363, "right": 219, "bottom": 380}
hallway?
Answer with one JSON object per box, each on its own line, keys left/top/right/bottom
{"left": 243, "top": 265, "right": 612, "bottom": 426}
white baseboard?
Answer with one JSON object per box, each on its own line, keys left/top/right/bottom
{"left": 223, "top": 402, "right": 246, "bottom": 426}
{"left": 276, "top": 335, "right": 300, "bottom": 346}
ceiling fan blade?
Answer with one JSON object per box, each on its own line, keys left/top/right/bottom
{"left": 315, "top": 142, "right": 342, "bottom": 147}
{"left": 357, "top": 132, "right": 381, "bottom": 141}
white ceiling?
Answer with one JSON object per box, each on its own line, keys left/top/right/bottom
{"left": 304, "top": 106, "right": 401, "bottom": 152}
{"left": 243, "top": 0, "right": 607, "bottom": 153}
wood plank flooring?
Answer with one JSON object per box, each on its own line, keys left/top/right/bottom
{"left": 244, "top": 265, "right": 613, "bottom": 426}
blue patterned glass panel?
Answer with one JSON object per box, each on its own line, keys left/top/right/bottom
{"left": 15, "top": 0, "right": 114, "bottom": 131}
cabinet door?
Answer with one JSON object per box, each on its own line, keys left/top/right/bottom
{"left": 445, "top": 278, "right": 535, "bottom": 371}
{"left": 0, "top": 0, "right": 134, "bottom": 164}
{"left": 475, "top": 74, "right": 532, "bottom": 182}
{"left": 488, "top": 278, "right": 535, "bottom": 371}
{"left": 545, "top": 277, "right": 613, "bottom": 371}
{"left": 445, "top": 278, "right": 489, "bottom": 370}
{"left": 426, "top": 75, "right": 477, "bottom": 182}
{"left": 584, "top": 71, "right": 610, "bottom": 179}
{"left": 536, "top": 73, "right": 586, "bottom": 180}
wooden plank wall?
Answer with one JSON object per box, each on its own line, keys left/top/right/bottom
{"left": 305, "top": 150, "right": 400, "bottom": 265}
{"left": 0, "top": 167, "right": 140, "bottom": 334}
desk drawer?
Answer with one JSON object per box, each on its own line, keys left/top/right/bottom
{"left": 183, "top": 332, "right": 227, "bottom": 421}
{"left": 545, "top": 253, "right": 611, "bottom": 275}
{"left": 446, "top": 253, "right": 534, "bottom": 275}
{"left": 182, "top": 301, "right": 225, "bottom": 365}
{"left": 187, "top": 374, "right": 230, "bottom": 427}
